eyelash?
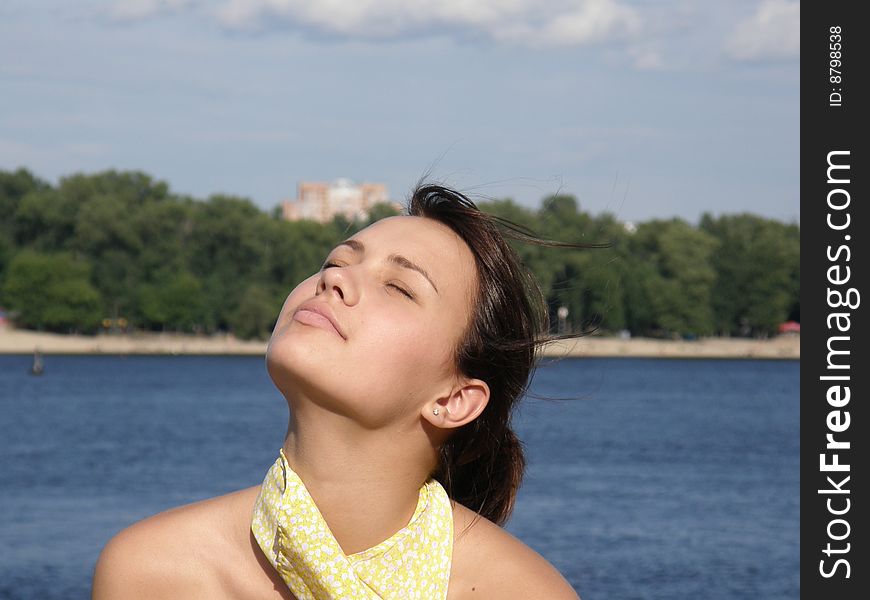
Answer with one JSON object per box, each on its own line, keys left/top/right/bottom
{"left": 321, "top": 262, "right": 415, "bottom": 300}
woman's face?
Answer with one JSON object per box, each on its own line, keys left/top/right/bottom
{"left": 266, "top": 215, "right": 478, "bottom": 429}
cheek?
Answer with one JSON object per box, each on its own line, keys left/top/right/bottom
{"left": 347, "top": 330, "right": 450, "bottom": 425}
{"left": 356, "top": 313, "right": 456, "bottom": 389}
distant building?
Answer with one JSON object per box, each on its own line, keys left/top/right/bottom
{"left": 281, "top": 179, "right": 399, "bottom": 223}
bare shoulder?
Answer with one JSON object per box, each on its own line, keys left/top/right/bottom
{"left": 92, "top": 486, "right": 262, "bottom": 600}
{"left": 450, "top": 502, "right": 580, "bottom": 600}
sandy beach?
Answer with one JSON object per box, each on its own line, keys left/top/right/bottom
{"left": 0, "top": 326, "right": 799, "bottom": 359}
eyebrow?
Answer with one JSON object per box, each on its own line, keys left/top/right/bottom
{"left": 335, "top": 239, "right": 439, "bottom": 294}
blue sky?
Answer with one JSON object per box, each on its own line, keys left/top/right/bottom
{"left": 1, "top": 1, "right": 799, "bottom": 224}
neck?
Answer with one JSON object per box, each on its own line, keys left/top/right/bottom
{"left": 280, "top": 399, "right": 440, "bottom": 556}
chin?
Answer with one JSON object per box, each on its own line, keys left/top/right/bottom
{"left": 266, "top": 329, "right": 306, "bottom": 393}
{"left": 265, "top": 334, "right": 386, "bottom": 424}
{"left": 265, "top": 326, "right": 337, "bottom": 402}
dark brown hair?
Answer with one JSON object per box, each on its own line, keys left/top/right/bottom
{"left": 406, "top": 183, "right": 604, "bottom": 526}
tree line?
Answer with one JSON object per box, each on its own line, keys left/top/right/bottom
{"left": 0, "top": 168, "right": 799, "bottom": 340}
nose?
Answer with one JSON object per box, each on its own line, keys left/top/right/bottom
{"left": 317, "top": 265, "right": 357, "bottom": 305}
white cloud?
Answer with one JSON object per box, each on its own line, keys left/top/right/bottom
{"left": 213, "top": 0, "right": 642, "bottom": 47}
{"left": 725, "top": 0, "right": 799, "bottom": 60}
{"left": 627, "top": 44, "right": 665, "bottom": 70}
{"left": 535, "top": 0, "right": 641, "bottom": 45}
{"left": 111, "top": 0, "right": 193, "bottom": 21}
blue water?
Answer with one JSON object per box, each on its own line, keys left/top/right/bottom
{"left": 0, "top": 355, "right": 799, "bottom": 599}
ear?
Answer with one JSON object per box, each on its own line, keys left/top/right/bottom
{"left": 423, "top": 378, "right": 490, "bottom": 430}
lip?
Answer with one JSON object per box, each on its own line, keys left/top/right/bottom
{"left": 292, "top": 301, "right": 346, "bottom": 340}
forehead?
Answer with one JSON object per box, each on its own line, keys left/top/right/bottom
{"left": 350, "top": 216, "right": 477, "bottom": 293}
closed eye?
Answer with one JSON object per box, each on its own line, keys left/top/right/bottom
{"left": 388, "top": 283, "right": 414, "bottom": 299}
{"left": 321, "top": 262, "right": 415, "bottom": 300}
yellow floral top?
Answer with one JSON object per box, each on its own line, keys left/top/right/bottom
{"left": 251, "top": 449, "right": 454, "bottom": 599}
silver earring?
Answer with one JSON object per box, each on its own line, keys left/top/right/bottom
{"left": 433, "top": 408, "right": 440, "bottom": 415}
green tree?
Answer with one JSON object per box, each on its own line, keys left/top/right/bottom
{"left": 229, "top": 284, "right": 281, "bottom": 340}
{"left": 0, "top": 236, "right": 11, "bottom": 284}
{"left": 480, "top": 198, "right": 558, "bottom": 291}
{"left": 546, "top": 248, "right": 626, "bottom": 334}
{"left": 0, "top": 167, "right": 801, "bottom": 342}
{"left": 480, "top": 198, "right": 539, "bottom": 233}
{"left": 187, "top": 195, "right": 271, "bottom": 331}
{"left": 701, "top": 213, "right": 799, "bottom": 336}
{"left": 1, "top": 168, "right": 49, "bottom": 243}
{"left": 138, "top": 271, "right": 205, "bottom": 331}
{"left": 13, "top": 188, "right": 79, "bottom": 250}
{"left": 558, "top": 212, "right": 629, "bottom": 333}
{"left": 132, "top": 199, "right": 195, "bottom": 279}
{"left": 626, "top": 219, "right": 718, "bottom": 336}
{"left": 261, "top": 218, "right": 340, "bottom": 296}
{"left": 71, "top": 192, "right": 145, "bottom": 319}
{"left": 1, "top": 250, "right": 101, "bottom": 331}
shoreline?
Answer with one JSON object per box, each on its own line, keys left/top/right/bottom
{"left": 0, "top": 327, "right": 799, "bottom": 360}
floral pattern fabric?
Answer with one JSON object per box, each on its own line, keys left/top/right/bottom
{"left": 252, "top": 449, "right": 453, "bottom": 599}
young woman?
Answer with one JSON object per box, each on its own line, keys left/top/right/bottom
{"left": 93, "top": 184, "right": 581, "bottom": 599}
